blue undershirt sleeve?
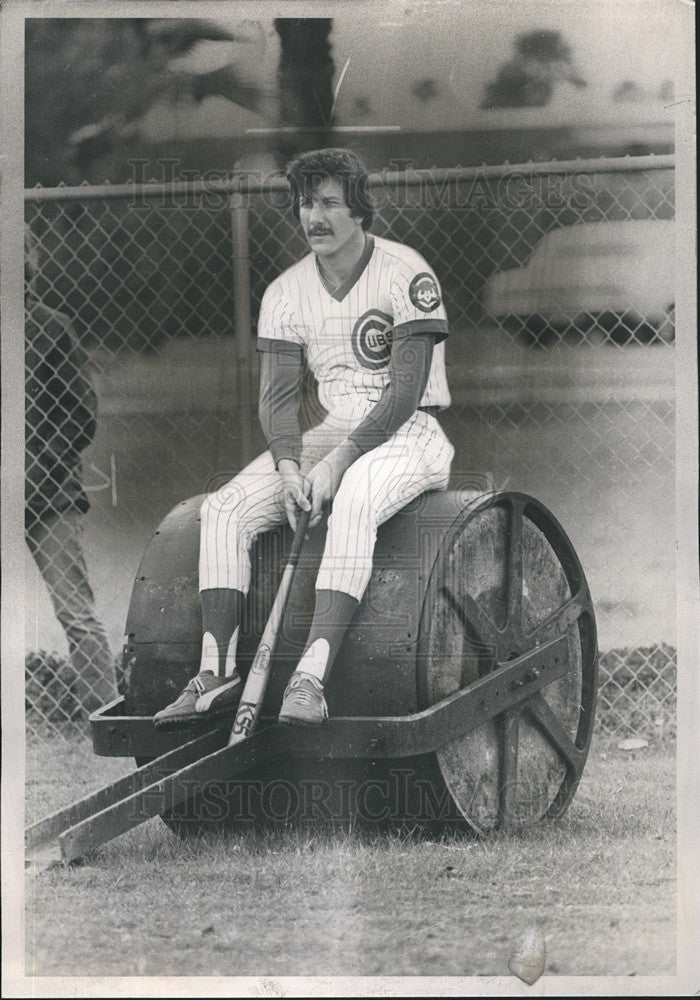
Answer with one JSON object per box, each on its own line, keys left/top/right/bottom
{"left": 347, "top": 331, "right": 436, "bottom": 456}
{"left": 257, "top": 342, "right": 303, "bottom": 467}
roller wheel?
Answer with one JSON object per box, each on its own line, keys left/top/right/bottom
{"left": 417, "top": 491, "right": 598, "bottom": 833}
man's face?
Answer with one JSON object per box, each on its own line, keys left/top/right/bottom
{"left": 298, "top": 176, "right": 363, "bottom": 257}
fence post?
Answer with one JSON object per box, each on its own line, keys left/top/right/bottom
{"left": 230, "top": 192, "right": 254, "bottom": 469}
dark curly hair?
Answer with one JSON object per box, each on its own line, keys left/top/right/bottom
{"left": 286, "top": 148, "right": 374, "bottom": 230}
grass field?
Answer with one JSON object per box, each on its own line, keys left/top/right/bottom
{"left": 25, "top": 737, "right": 675, "bottom": 978}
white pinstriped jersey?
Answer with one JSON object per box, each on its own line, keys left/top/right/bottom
{"left": 257, "top": 235, "right": 451, "bottom": 418}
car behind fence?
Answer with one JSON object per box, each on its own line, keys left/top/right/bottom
{"left": 25, "top": 154, "right": 677, "bottom": 746}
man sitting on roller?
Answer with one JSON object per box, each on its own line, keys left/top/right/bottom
{"left": 155, "top": 147, "right": 453, "bottom": 727}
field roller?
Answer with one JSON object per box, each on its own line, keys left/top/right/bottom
{"left": 27, "top": 490, "right": 598, "bottom": 861}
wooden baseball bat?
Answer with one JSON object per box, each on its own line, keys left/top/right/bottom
{"left": 228, "top": 507, "right": 311, "bottom": 746}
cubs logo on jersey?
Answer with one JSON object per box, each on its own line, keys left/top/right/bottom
{"left": 409, "top": 273, "right": 441, "bottom": 313}
{"left": 352, "top": 309, "right": 393, "bottom": 370}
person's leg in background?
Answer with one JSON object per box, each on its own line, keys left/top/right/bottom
{"left": 26, "top": 506, "right": 115, "bottom": 715}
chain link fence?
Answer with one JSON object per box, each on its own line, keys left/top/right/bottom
{"left": 25, "top": 155, "right": 676, "bottom": 744}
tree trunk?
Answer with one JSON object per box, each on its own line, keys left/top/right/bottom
{"left": 274, "top": 18, "right": 335, "bottom": 167}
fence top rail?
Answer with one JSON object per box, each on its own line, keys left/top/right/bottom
{"left": 25, "top": 153, "right": 675, "bottom": 204}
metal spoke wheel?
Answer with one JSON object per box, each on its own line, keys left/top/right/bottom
{"left": 416, "top": 491, "right": 598, "bottom": 833}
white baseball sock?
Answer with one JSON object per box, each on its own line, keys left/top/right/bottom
{"left": 200, "top": 626, "right": 239, "bottom": 678}
{"left": 199, "top": 587, "right": 244, "bottom": 678}
{"left": 293, "top": 589, "right": 360, "bottom": 686}
{"left": 295, "top": 638, "right": 330, "bottom": 683}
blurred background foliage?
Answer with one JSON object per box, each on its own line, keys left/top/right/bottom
{"left": 25, "top": 16, "right": 674, "bottom": 187}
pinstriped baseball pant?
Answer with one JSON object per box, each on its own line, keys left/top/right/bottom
{"left": 199, "top": 409, "right": 454, "bottom": 601}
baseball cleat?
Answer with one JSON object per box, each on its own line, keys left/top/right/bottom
{"left": 153, "top": 671, "right": 241, "bottom": 727}
{"left": 278, "top": 671, "right": 328, "bottom": 725}
{"left": 195, "top": 672, "right": 243, "bottom": 714}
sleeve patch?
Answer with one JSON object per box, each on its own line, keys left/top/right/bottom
{"left": 408, "top": 272, "right": 441, "bottom": 313}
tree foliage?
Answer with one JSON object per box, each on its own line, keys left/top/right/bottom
{"left": 481, "top": 29, "right": 586, "bottom": 109}
{"left": 25, "top": 19, "right": 261, "bottom": 186}
{"left": 612, "top": 80, "right": 648, "bottom": 103}
{"left": 26, "top": 18, "right": 338, "bottom": 184}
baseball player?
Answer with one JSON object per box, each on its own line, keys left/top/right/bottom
{"left": 155, "top": 148, "right": 454, "bottom": 727}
